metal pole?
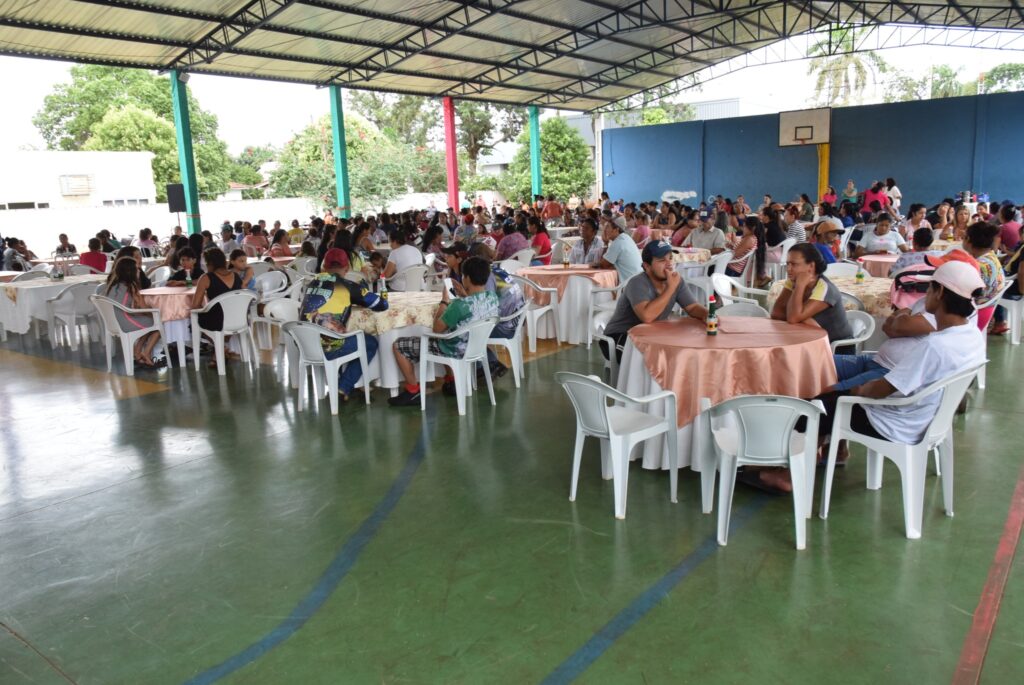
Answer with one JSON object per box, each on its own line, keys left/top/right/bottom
{"left": 443, "top": 97, "right": 460, "bottom": 211}
{"left": 529, "top": 105, "right": 542, "bottom": 198}
{"left": 169, "top": 69, "right": 201, "bottom": 235}
{"left": 329, "top": 85, "right": 352, "bottom": 219}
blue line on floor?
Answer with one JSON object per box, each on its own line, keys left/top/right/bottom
{"left": 540, "top": 496, "right": 771, "bottom": 685}
{"left": 183, "top": 414, "right": 433, "bottom": 685}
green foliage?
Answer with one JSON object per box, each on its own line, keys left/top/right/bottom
{"left": 33, "top": 65, "right": 232, "bottom": 199}
{"left": 981, "top": 63, "right": 1024, "bottom": 93}
{"left": 455, "top": 102, "right": 528, "bottom": 171}
{"left": 409, "top": 148, "right": 448, "bottom": 193}
{"left": 348, "top": 92, "right": 439, "bottom": 147}
{"left": 504, "top": 117, "right": 594, "bottom": 203}
{"left": 885, "top": 64, "right": 981, "bottom": 103}
{"left": 83, "top": 105, "right": 177, "bottom": 202}
{"left": 270, "top": 114, "right": 413, "bottom": 213}
{"left": 234, "top": 144, "right": 276, "bottom": 172}
{"left": 807, "top": 28, "right": 888, "bottom": 106}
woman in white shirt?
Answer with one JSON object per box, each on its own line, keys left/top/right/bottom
{"left": 885, "top": 177, "right": 902, "bottom": 215}
{"left": 855, "top": 213, "right": 909, "bottom": 256}
{"left": 382, "top": 228, "right": 424, "bottom": 291}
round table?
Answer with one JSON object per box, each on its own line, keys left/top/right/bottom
{"left": 142, "top": 286, "right": 197, "bottom": 366}
{"left": 767, "top": 276, "right": 893, "bottom": 318}
{"left": 673, "top": 247, "right": 711, "bottom": 264}
{"left": 0, "top": 274, "right": 106, "bottom": 335}
{"left": 932, "top": 240, "right": 962, "bottom": 252}
{"left": 516, "top": 265, "right": 619, "bottom": 344}
{"left": 858, "top": 254, "right": 899, "bottom": 277}
{"left": 618, "top": 317, "right": 837, "bottom": 470}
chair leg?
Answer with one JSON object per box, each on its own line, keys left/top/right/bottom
{"left": 666, "top": 425, "right": 679, "bottom": 505}
{"left": 599, "top": 439, "right": 612, "bottom": 480}
{"left": 569, "top": 430, "right": 585, "bottom": 502}
{"left": 789, "top": 455, "right": 808, "bottom": 550}
{"left": 939, "top": 435, "right": 955, "bottom": 517}
{"left": 104, "top": 335, "right": 113, "bottom": 372}
{"left": 819, "top": 436, "right": 842, "bottom": 519}
{"left": 177, "top": 340, "right": 187, "bottom": 369}
{"left": 419, "top": 356, "right": 428, "bottom": 412}
{"left": 716, "top": 454, "right": 738, "bottom": 545}
{"left": 297, "top": 364, "right": 307, "bottom": 412}
{"left": 481, "top": 359, "right": 495, "bottom": 406}
{"left": 192, "top": 325, "right": 202, "bottom": 371}
{"left": 120, "top": 336, "right": 135, "bottom": 376}
{"left": 612, "top": 438, "right": 629, "bottom": 519}
{"left": 509, "top": 343, "right": 522, "bottom": 388}
{"left": 214, "top": 333, "right": 226, "bottom": 376}
{"left": 900, "top": 449, "right": 928, "bottom": 539}
{"left": 527, "top": 314, "right": 538, "bottom": 353}
{"left": 358, "top": 349, "right": 371, "bottom": 405}
{"left": 326, "top": 362, "right": 340, "bottom": 416}
{"left": 452, "top": 364, "right": 466, "bottom": 416}
{"left": 866, "top": 449, "right": 884, "bottom": 490}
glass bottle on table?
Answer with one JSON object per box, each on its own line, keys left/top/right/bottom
{"left": 855, "top": 258, "right": 865, "bottom": 283}
{"left": 706, "top": 293, "right": 718, "bottom": 336}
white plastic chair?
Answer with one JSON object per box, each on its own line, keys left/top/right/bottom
{"left": 711, "top": 273, "right": 767, "bottom": 306}
{"left": 11, "top": 270, "right": 48, "bottom": 282}
{"left": 243, "top": 244, "right": 261, "bottom": 258}
{"left": 830, "top": 310, "right": 876, "bottom": 352}
{"left": 487, "top": 302, "right": 529, "bottom": 388}
{"left": 499, "top": 258, "right": 527, "bottom": 274}
{"left": 555, "top": 371, "right": 678, "bottom": 520}
{"left": 392, "top": 264, "right": 428, "bottom": 292}
{"left": 291, "top": 256, "right": 316, "bottom": 274}
{"left": 252, "top": 297, "right": 301, "bottom": 383}
{"left": 512, "top": 274, "right": 559, "bottom": 353}
{"left": 819, "top": 364, "right": 986, "bottom": 539}
{"left": 586, "top": 279, "right": 627, "bottom": 348}
{"left": 255, "top": 270, "right": 289, "bottom": 302}
{"left": 717, "top": 302, "right": 769, "bottom": 318}
{"left": 47, "top": 282, "right": 100, "bottom": 350}
{"left": 190, "top": 290, "right": 258, "bottom": 376}
{"left": 708, "top": 395, "right": 824, "bottom": 549}
{"left": 89, "top": 295, "right": 165, "bottom": 376}
{"left": 839, "top": 290, "right": 865, "bottom": 311}
{"left": 999, "top": 287, "right": 1024, "bottom": 346}
{"left": 591, "top": 310, "right": 620, "bottom": 385}
{"left": 248, "top": 261, "right": 273, "bottom": 277}
{"left": 424, "top": 253, "right": 437, "bottom": 269}
{"left": 551, "top": 239, "right": 571, "bottom": 265}
{"left": 839, "top": 226, "right": 857, "bottom": 259}
{"left": 975, "top": 278, "right": 1015, "bottom": 388}
{"left": 767, "top": 238, "right": 796, "bottom": 281}
{"left": 68, "top": 264, "right": 103, "bottom": 276}
{"left": 285, "top": 277, "right": 309, "bottom": 300}
{"left": 511, "top": 247, "right": 536, "bottom": 264}
{"left": 686, "top": 249, "right": 733, "bottom": 303}
{"left": 147, "top": 265, "right": 172, "bottom": 286}
{"left": 282, "top": 320, "right": 371, "bottom": 414}
{"left": 825, "top": 261, "right": 860, "bottom": 278}
{"left": 418, "top": 317, "right": 498, "bottom": 416}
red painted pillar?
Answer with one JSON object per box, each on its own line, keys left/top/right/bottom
{"left": 442, "top": 96, "right": 460, "bottom": 211}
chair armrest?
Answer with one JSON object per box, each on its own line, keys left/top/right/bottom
{"left": 420, "top": 327, "right": 465, "bottom": 341}
{"left": 316, "top": 326, "right": 365, "bottom": 342}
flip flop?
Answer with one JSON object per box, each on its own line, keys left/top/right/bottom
{"left": 736, "top": 469, "right": 787, "bottom": 496}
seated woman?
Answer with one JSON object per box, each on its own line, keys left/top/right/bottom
{"left": 191, "top": 248, "right": 244, "bottom": 366}
{"left": 420, "top": 225, "right": 446, "bottom": 272}
{"left": 103, "top": 257, "right": 162, "bottom": 367}
{"left": 229, "top": 249, "right": 256, "bottom": 290}
{"left": 725, "top": 216, "right": 766, "bottom": 282}
{"left": 165, "top": 248, "right": 204, "bottom": 286}
{"left": 855, "top": 213, "right": 908, "bottom": 257}
{"left": 267, "top": 229, "right": 292, "bottom": 258}
{"left": 955, "top": 221, "right": 1003, "bottom": 330}
{"left": 527, "top": 217, "right": 552, "bottom": 265}
{"left": 163, "top": 236, "right": 189, "bottom": 266}
{"left": 115, "top": 246, "right": 152, "bottom": 289}
{"left": 135, "top": 228, "right": 159, "bottom": 256}
{"left": 771, "top": 243, "right": 855, "bottom": 353}
{"left": 242, "top": 227, "right": 269, "bottom": 255}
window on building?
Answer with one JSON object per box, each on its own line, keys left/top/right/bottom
{"left": 114, "top": 200, "right": 125, "bottom": 206}
{"left": 127, "top": 199, "right": 138, "bottom": 206}
{"left": 103, "top": 201, "right": 114, "bottom": 206}
{"left": 7, "top": 202, "right": 36, "bottom": 210}
{"left": 37, "top": 203, "right": 49, "bottom": 209}
{"left": 59, "top": 175, "right": 93, "bottom": 196}
{"left": 139, "top": 199, "right": 149, "bottom": 205}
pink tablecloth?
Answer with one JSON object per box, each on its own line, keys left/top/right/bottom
{"left": 629, "top": 317, "right": 837, "bottom": 427}
{"left": 859, "top": 254, "right": 898, "bottom": 278}
{"left": 142, "top": 286, "right": 196, "bottom": 321}
{"left": 516, "top": 265, "right": 618, "bottom": 306}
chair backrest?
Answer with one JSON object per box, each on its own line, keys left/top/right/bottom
{"left": 424, "top": 252, "right": 437, "bottom": 268}
{"left": 709, "top": 395, "right": 822, "bottom": 463}
{"left": 839, "top": 290, "right": 865, "bottom": 311}
{"left": 89, "top": 294, "right": 123, "bottom": 334}
{"left": 499, "top": 259, "right": 526, "bottom": 274}
{"left": 147, "top": 265, "right": 172, "bottom": 285}
{"left": 776, "top": 238, "right": 796, "bottom": 263}
{"left": 291, "top": 256, "right": 316, "bottom": 274}
{"left": 921, "top": 364, "right": 987, "bottom": 445}
{"left": 555, "top": 371, "right": 614, "bottom": 438}
{"left": 707, "top": 250, "right": 734, "bottom": 275}
{"left": 282, "top": 320, "right": 329, "bottom": 362}
{"left": 53, "top": 282, "right": 99, "bottom": 316}
{"left": 496, "top": 302, "right": 530, "bottom": 336}
{"left": 243, "top": 244, "right": 261, "bottom": 258}
{"left": 847, "top": 310, "right": 876, "bottom": 341}
{"left": 977, "top": 277, "right": 1016, "bottom": 309}
{"left": 249, "top": 261, "right": 273, "bottom": 277}
{"left": 263, "top": 297, "right": 300, "bottom": 323}
{"left": 286, "top": 278, "right": 308, "bottom": 300}
{"left": 825, "top": 261, "right": 859, "bottom": 278}
{"left": 510, "top": 274, "right": 550, "bottom": 302}
{"left": 839, "top": 227, "right": 856, "bottom": 258}
{"left": 718, "top": 302, "right": 769, "bottom": 318}
{"left": 206, "top": 290, "right": 256, "bottom": 332}
{"left": 30, "top": 262, "right": 52, "bottom": 272}
{"left": 12, "top": 270, "right": 49, "bottom": 282}
{"left": 710, "top": 273, "right": 747, "bottom": 305}
{"left": 551, "top": 239, "right": 570, "bottom": 264}
{"left": 512, "top": 248, "right": 536, "bottom": 263}
{"left": 255, "top": 270, "right": 288, "bottom": 296}
{"left": 460, "top": 317, "right": 499, "bottom": 360}
{"left": 393, "top": 264, "right": 428, "bottom": 292}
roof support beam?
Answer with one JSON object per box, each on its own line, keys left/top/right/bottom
{"left": 170, "top": 0, "right": 298, "bottom": 68}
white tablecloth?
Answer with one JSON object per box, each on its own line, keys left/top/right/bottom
{"left": 0, "top": 275, "right": 106, "bottom": 335}
{"left": 531, "top": 275, "right": 614, "bottom": 345}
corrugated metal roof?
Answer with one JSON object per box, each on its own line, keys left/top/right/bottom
{"left": 0, "top": 0, "right": 1019, "bottom": 111}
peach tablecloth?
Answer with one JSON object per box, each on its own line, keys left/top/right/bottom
{"left": 0, "top": 271, "right": 21, "bottom": 283}
{"left": 767, "top": 276, "right": 893, "bottom": 317}
{"left": 347, "top": 291, "right": 441, "bottom": 335}
{"left": 516, "top": 265, "right": 618, "bottom": 306}
{"left": 142, "top": 287, "right": 196, "bottom": 322}
{"left": 858, "top": 254, "right": 898, "bottom": 277}
{"left": 628, "top": 317, "right": 836, "bottom": 428}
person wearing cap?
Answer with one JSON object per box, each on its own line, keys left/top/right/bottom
{"left": 599, "top": 241, "right": 707, "bottom": 363}
{"left": 681, "top": 212, "right": 727, "bottom": 254}
{"left": 809, "top": 221, "right": 841, "bottom": 265}
{"left": 598, "top": 213, "right": 642, "bottom": 283}
{"left": 299, "top": 247, "right": 389, "bottom": 402}
{"left": 569, "top": 218, "right": 605, "bottom": 266}
{"left": 389, "top": 257, "right": 499, "bottom": 407}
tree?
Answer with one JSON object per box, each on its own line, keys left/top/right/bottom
{"left": 33, "top": 65, "right": 232, "bottom": 198}
{"left": 234, "top": 145, "right": 276, "bottom": 172}
{"left": 348, "top": 92, "right": 439, "bottom": 147}
{"left": 270, "top": 114, "right": 413, "bottom": 212}
{"left": 806, "top": 28, "right": 888, "bottom": 106}
{"left": 981, "top": 63, "right": 1024, "bottom": 93}
{"left": 83, "top": 105, "right": 178, "bottom": 202}
{"left": 409, "top": 148, "right": 448, "bottom": 194}
{"left": 503, "top": 117, "right": 594, "bottom": 203}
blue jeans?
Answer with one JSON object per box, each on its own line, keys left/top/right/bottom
{"left": 324, "top": 334, "right": 379, "bottom": 395}
{"left": 832, "top": 353, "right": 887, "bottom": 392}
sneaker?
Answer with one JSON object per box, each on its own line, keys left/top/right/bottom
{"left": 388, "top": 389, "right": 421, "bottom": 407}
{"left": 989, "top": 322, "right": 1009, "bottom": 335}
{"left": 442, "top": 381, "right": 457, "bottom": 396}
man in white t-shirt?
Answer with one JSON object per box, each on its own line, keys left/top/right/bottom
{"left": 599, "top": 215, "right": 642, "bottom": 283}
{"left": 382, "top": 228, "right": 424, "bottom": 291}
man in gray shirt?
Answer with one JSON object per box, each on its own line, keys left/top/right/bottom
{"left": 600, "top": 240, "right": 708, "bottom": 362}
{"left": 682, "top": 216, "right": 728, "bottom": 253}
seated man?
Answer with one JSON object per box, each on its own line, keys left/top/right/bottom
{"left": 569, "top": 218, "right": 605, "bottom": 265}
{"left": 599, "top": 214, "right": 643, "bottom": 283}
{"left": 299, "top": 248, "right": 387, "bottom": 400}
{"left": 681, "top": 215, "right": 727, "bottom": 254}
{"left": 600, "top": 241, "right": 708, "bottom": 363}
{"left": 389, "top": 257, "right": 499, "bottom": 406}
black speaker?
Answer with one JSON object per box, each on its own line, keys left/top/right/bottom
{"left": 166, "top": 184, "right": 186, "bottom": 212}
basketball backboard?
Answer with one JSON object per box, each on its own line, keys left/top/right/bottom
{"left": 779, "top": 107, "right": 831, "bottom": 147}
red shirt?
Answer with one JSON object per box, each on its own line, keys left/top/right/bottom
{"left": 79, "top": 251, "right": 107, "bottom": 273}
{"left": 531, "top": 232, "right": 552, "bottom": 265}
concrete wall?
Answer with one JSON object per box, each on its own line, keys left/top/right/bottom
{"left": 0, "top": 151, "right": 156, "bottom": 209}
{"left": 602, "top": 91, "right": 1024, "bottom": 206}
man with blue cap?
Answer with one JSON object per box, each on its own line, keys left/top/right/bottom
{"left": 599, "top": 240, "right": 708, "bottom": 363}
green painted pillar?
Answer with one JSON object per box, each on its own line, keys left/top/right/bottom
{"left": 169, "top": 69, "right": 201, "bottom": 235}
{"left": 528, "top": 105, "right": 542, "bottom": 198}
{"left": 329, "top": 85, "right": 352, "bottom": 219}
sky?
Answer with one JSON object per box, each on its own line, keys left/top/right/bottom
{"left": 0, "top": 39, "right": 1019, "bottom": 156}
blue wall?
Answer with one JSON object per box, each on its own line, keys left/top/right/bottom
{"left": 602, "top": 91, "right": 1024, "bottom": 207}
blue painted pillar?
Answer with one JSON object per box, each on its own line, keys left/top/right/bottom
{"left": 329, "top": 85, "right": 352, "bottom": 219}
{"left": 528, "top": 105, "right": 542, "bottom": 197}
{"left": 169, "top": 69, "right": 201, "bottom": 234}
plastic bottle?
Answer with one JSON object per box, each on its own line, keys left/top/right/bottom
{"left": 562, "top": 247, "right": 570, "bottom": 269}
{"left": 706, "top": 293, "right": 718, "bottom": 336}
{"left": 378, "top": 275, "right": 387, "bottom": 296}
{"left": 855, "top": 259, "right": 865, "bottom": 283}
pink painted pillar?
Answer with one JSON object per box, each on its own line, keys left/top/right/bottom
{"left": 442, "top": 96, "right": 460, "bottom": 211}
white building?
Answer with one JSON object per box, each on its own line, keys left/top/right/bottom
{"left": 0, "top": 150, "right": 156, "bottom": 210}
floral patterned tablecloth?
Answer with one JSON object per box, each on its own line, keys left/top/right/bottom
{"left": 767, "top": 275, "right": 893, "bottom": 318}
{"left": 673, "top": 247, "right": 710, "bottom": 264}
{"left": 347, "top": 291, "right": 442, "bottom": 335}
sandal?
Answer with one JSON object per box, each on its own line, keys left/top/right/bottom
{"left": 736, "top": 469, "right": 787, "bottom": 496}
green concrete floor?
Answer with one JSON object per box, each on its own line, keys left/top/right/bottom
{"left": 0, "top": 332, "right": 1021, "bottom": 684}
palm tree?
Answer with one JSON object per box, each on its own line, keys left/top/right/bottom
{"left": 806, "top": 28, "right": 888, "bottom": 106}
